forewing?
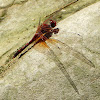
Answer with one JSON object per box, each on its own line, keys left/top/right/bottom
{"left": 47, "top": 38, "right": 95, "bottom": 68}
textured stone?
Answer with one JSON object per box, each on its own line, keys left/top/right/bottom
{"left": 0, "top": 0, "right": 100, "bottom": 100}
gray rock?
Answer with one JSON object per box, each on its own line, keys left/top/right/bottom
{"left": 0, "top": 1, "right": 100, "bottom": 100}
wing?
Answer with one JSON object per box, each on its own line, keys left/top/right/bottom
{"left": 47, "top": 38, "right": 95, "bottom": 68}
{"left": 39, "top": 41, "right": 79, "bottom": 94}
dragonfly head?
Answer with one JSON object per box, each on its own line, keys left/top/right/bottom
{"left": 50, "top": 20, "right": 56, "bottom": 28}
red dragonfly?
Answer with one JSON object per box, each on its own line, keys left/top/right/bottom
{"left": 13, "top": 17, "right": 80, "bottom": 94}
{"left": 13, "top": 17, "right": 59, "bottom": 58}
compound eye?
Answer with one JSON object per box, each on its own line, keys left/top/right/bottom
{"left": 50, "top": 20, "right": 56, "bottom": 28}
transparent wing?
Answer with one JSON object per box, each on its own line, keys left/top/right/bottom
{"left": 39, "top": 41, "right": 79, "bottom": 94}
{"left": 47, "top": 38, "right": 95, "bottom": 68}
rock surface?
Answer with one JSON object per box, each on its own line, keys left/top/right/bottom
{"left": 0, "top": 0, "right": 100, "bottom": 100}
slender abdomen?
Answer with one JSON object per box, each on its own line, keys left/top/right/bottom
{"left": 13, "top": 43, "right": 29, "bottom": 58}
{"left": 13, "top": 34, "right": 39, "bottom": 58}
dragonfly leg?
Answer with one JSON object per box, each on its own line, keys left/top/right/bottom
{"left": 53, "top": 28, "right": 59, "bottom": 34}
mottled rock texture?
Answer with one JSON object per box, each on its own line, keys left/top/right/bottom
{"left": 0, "top": 0, "right": 100, "bottom": 100}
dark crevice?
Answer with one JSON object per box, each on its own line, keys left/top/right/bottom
{"left": 0, "top": 0, "right": 16, "bottom": 9}
{"left": 0, "top": 9, "right": 7, "bottom": 22}
{"left": 14, "top": 0, "right": 28, "bottom": 5}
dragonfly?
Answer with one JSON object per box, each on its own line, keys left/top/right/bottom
{"left": 0, "top": 0, "right": 95, "bottom": 94}
{"left": 13, "top": 17, "right": 80, "bottom": 94}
